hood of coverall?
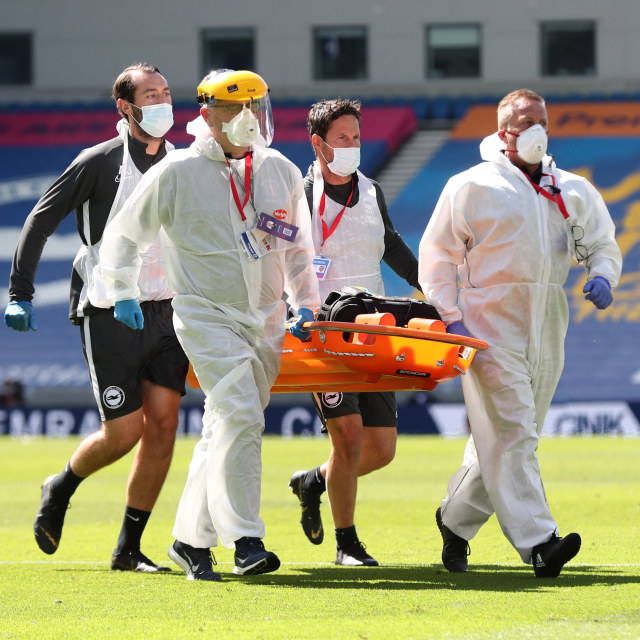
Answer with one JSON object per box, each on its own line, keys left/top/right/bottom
{"left": 479, "top": 132, "right": 553, "bottom": 171}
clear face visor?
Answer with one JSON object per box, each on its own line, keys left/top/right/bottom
{"left": 208, "top": 94, "right": 274, "bottom": 148}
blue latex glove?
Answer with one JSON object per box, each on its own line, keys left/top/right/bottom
{"left": 114, "top": 299, "right": 144, "bottom": 330}
{"left": 289, "top": 307, "right": 314, "bottom": 341}
{"left": 583, "top": 276, "right": 613, "bottom": 309}
{"left": 446, "top": 320, "right": 471, "bottom": 338}
{"left": 4, "top": 301, "right": 37, "bottom": 332}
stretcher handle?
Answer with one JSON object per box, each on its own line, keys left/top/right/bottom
{"left": 301, "top": 321, "right": 488, "bottom": 351}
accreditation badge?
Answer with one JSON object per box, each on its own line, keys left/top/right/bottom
{"left": 256, "top": 212, "right": 298, "bottom": 242}
{"left": 313, "top": 256, "right": 331, "bottom": 280}
{"left": 239, "top": 227, "right": 273, "bottom": 262}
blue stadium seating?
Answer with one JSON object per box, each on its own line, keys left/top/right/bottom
{"left": 451, "top": 95, "right": 472, "bottom": 120}
{"left": 429, "top": 95, "right": 452, "bottom": 120}
{"left": 2, "top": 97, "right": 639, "bottom": 404}
{"left": 388, "top": 128, "right": 640, "bottom": 403}
{"left": 0, "top": 102, "right": 417, "bottom": 391}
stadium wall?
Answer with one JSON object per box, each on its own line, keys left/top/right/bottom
{"left": 2, "top": 401, "right": 640, "bottom": 438}
{"left": 2, "top": 0, "right": 640, "bottom": 103}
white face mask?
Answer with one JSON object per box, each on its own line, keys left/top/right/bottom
{"left": 222, "top": 107, "right": 260, "bottom": 147}
{"left": 511, "top": 124, "right": 548, "bottom": 164}
{"left": 320, "top": 143, "right": 361, "bottom": 177}
{"left": 132, "top": 103, "right": 173, "bottom": 138}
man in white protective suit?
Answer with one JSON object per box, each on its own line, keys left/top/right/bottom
{"left": 418, "top": 88, "right": 622, "bottom": 578}
{"left": 98, "top": 69, "right": 321, "bottom": 581}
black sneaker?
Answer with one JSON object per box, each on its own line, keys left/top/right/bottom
{"left": 167, "top": 540, "right": 222, "bottom": 581}
{"left": 233, "top": 537, "right": 280, "bottom": 576}
{"left": 532, "top": 532, "right": 581, "bottom": 578}
{"left": 335, "top": 540, "right": 379, "bottom": 566}
{"left": 111, "top": 549, "right": 171, "bottom": 573}
{"left": 289, "top": 470, "right": 324, "bottom": 545}
{"left": 436, "top": 507, "right": 470, "bottom": 572}
{"left": 34, "top": 475, "right": 70, "bottom": 555}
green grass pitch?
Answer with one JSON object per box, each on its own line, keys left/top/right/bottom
{"left": 1, "top": 434, "right": 639, "bottom": 639}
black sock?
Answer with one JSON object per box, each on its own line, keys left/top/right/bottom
{"left": 49, "top": 461, "right": 84, "bottom": 502}
{"left": 115, "top": 506, "right": 151, "bottom": 554}
{"left": 303, "top": 466, "right": 326, "bottom": 494}
{"left": 335, "top": 525, "right": 358, "bottom": 550}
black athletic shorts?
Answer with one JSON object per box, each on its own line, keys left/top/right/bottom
{"left": 311, "top": 391, "right": 398, "bottom": 432}
{"left": 80, "top": 299, "right": 189, "bottom": 422}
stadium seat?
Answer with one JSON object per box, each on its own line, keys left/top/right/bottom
{"left": 429, "top": 96, "right": 452, "bottom": 120}
{"left": 543, "top": 93, "right": 563, "bottom": 104}
{"left": 410, "top": 97, "right": 430, "bottom": 120}
{"left": 451, "top": 95, "right": 472, "bottom": 120}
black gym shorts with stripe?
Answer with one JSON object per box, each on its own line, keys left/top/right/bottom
{"left": 80, "top": 299, "right": 189, "bottom": 421}
{"left": 311, "top": 391, "right": 398, "bottom": 432}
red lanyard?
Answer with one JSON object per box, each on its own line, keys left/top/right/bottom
{"left": 227, "top": 153, "right": 252, "bottom": 221}
{"left": 319, "top": 178, "right": 354, "bottom": 247}
{"left": 524, "top": 172, "right": 569, "bottom": 219}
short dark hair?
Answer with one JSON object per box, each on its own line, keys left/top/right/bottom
{"left": 112, "top": 62, "right": 162, "bottom": 117}
{"left": 306, "top": 98, "right": 361, "bottom": 140}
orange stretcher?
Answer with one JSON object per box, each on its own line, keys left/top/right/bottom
{"left": 187, "top": 313, "right": 488, "bottom": 394}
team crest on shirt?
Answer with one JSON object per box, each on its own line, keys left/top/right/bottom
{"left": 321, "top": 392, "right": 343, "bottom": 408}
{"left": 114, "top": 166, "right": 133, "bottom": 183}
{"left": 103, "top": 386, "right": 125, "bottom": 409}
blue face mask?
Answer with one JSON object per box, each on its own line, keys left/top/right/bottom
{"left": 132, "top": 103, "right": 174, "bottom": 138}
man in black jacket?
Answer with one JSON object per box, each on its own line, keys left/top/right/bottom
{"left": 4, "top": 63, "right": 188, "bottom": 572}
{"left": 289, "top": 98, "right": 421, "bottom": 566}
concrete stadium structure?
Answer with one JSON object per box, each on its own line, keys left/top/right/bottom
{"left": 1, "top": 0, "right": 640, "bottom": 104}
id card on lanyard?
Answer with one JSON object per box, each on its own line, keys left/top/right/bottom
{"left": 240, "top": 228, "right": 272, "bottom": 261}
{"left": 314, "top": 178, "right": 354, "bottom": 279}
{"left": 229, "top": 154, "right": 273, "bottom": 262}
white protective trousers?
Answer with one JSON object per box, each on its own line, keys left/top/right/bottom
{"left": 99, "top": 116, "right": 320, "bottom": 548}
{"left": 419, "top": 133, "right": 622, "bottom": 562}
{"left": 171, "top": 295, "right": 282, "bottom": 547}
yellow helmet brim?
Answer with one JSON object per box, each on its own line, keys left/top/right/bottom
{"left": 197, "top": 70, "right": 269, "bottom": 104}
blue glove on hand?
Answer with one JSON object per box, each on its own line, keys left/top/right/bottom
{"left": 4, "top": 301, "right": 37, "bottom": 332}
{"left": 446, "top": 320, "right": 471, "bottom": 338}
{"left": 114, "top": 299, "right": 144, "bottom": 330}
{"left": 583, "top": 276, "right": 613, "bottom": 310}
{"left": 289, "top": 307, "right": 314, "bottom": 341}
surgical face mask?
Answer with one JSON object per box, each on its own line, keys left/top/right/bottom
{"left": 508, "top": 124, "right": 548, "bottom": 164}
{"left": 132, "top": 103, "right": 173, "bottom": 138}
{"left": 320, "top": 143, "right": 361, "bottom": 177}
{"left": 222, "top": 107, "right": 260, "bottom": 147}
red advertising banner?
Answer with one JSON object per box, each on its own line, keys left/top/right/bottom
{"left": 0, "top": 105, "right": 417, "bottom": 149}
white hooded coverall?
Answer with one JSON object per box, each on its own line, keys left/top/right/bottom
{"left": 418, "top": 133, "right": 622, "bottom": 561}
{"left": 99, "top": 116, "right": 320, "bottom": 548}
